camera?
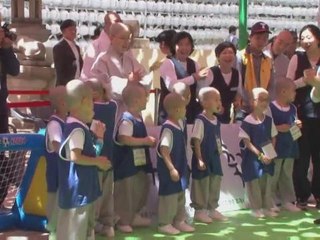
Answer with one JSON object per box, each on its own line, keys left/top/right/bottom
{"left": 1, "top": 23, "right": 17, "bottom": 41}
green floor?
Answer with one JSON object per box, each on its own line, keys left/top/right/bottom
{"left": 95, "top": 209, "right": 320, "bottom": 240}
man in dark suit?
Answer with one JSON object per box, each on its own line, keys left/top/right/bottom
{"left": 53, "top": 19, "right": 83, "bottom": 86}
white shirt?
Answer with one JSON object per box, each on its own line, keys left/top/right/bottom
{"left": 159, "top": 120, "right": 184, "bottom": 152}
{"left": 191, "top": 114, "right": 217, "bottom": 141}
{"left": 63, "top": 116, "right": 88, "bottom": 159}
{"left": 64, "top": 38, "right": 81, "bottom": 79}
{"left": 81, "top": 30, "right": 111, "bottom": 79}
{"left": 239, "top": 114, "right": 278, "bottom": 140}
{"left": 118, "top": 115, "right": 143, "bottom": 137}
{"left": 197, "top": 66, "right": 242, "bottom": 95}
{"left": 46, "top": 115, "right": 64, "bottom": 152}
{"left": 159, "top": 58, "right": 200, "bottom": 91}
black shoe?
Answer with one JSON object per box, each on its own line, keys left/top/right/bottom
{"left": 314, "top": 218, "right": 320, "bottom": 224}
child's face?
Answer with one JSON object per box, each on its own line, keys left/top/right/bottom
{"left": 136, "top": 89, "right": 148, "bottom": 111}
{"left": 111, "top": 30, "right": 132, "bottom": 54}
{"left": 218, "top": 47, "right": 235, "bottom": 66}
{"left": 174, "top": 104, "right": 186, "bottom": 120}
{"left": 253, "top": 92, "right": 270, "bottom": 112}
{"left": 204, "top": 92, "right": 222, "bottom": 114}
{"left": 81, "top": 94, "right": 94, "bottom": 123}
{"left": 175, "top": 37, "right": 192, "bottom": 61}
{"left": 283, "top": 84, "right": 296, "bottom": 103}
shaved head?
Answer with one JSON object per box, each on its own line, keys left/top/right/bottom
{"left": 109, "top": 22, "right": 130, "bottom": 38}
{"left": 49, "top": 86, "right": 67, "bottom": 110}
{"left": 104, "top": 12, "right": 122, "bottom": 34}
{"left": 272, "top": 30, "right": 294, "bottom": 55}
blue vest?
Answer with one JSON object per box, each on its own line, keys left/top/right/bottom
{"left": 240, "top": 115, "right": 275, "bottom": 182}
{"left": 157, "top": 122, "right": 188, "bottom": 195}
{"left": 210, "top": 66, "right": 239, "bottom": 123}
{"left": 59, "top": 122, "right": 101, "bottom": 209}
{"left": 270, "top": 103, "right": 299, "bottom": 158}
{"left": 93, "top": 100, "right": 117, "bottom": 164}
{"left": 294, "top": 51, "right": 320, "bottom": 119}
{"left": 44, "top": 115, "right": 64, "bottom": 193}
{"left": 191, "top": 114, "right": 223, "bottom": 179}
{"left": 113, "top": 112, "right": 152, "bottom": 181}
{"left": 158, "top": 57, "right": 200, "bottom": 124}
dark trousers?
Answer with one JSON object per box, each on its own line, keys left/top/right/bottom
{"left": 293, "top": 118, "right": 320, "bottom": 202}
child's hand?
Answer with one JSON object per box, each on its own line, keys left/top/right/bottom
{"left": 97, "top": 156, "right": 111, "bottom": 171}
{"left": 261, "top": 155, "right": 272, "bottom": 165}
{"left": 170, "top": 168, "right": 180, "bottom": 182}
{"left": 91, "top": 120, "right": 106, "bottom": 139}
{"left": 197, "top": 159, "right": 206, "bottom": 170}
{"left": 144, "top": 136, "right": 157, "bottom": 148}
{"left": 295, "top": 119, "right": 302, "bottom": 128}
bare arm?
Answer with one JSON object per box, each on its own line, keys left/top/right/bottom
{"left": 160, "top": 146, "right": 179, "bottom": 181}
{"left": 70, "top": 148, "right": 110, "bottom": 170}
{"left": 118, "top": 135, "right": 156, "bottom": 147}
{"left": 192, "top": 138, "right": 206, "bottom": 170}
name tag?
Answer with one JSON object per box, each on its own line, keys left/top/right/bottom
{"left": 261, "top": 141, "right": 277, "bottom": 160}
{"left": 230, "top": 87, "right": 238, "bottom": 91}
{"left": 133, "top": 148, "right": 146, "bottom": 166}
{"left": 290, "top": 124, "right": 302, "bottom": 141}
{"left": 216, "top": 136, "right": 223, "bottom": 155}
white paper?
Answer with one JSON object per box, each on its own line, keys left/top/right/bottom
{"left": 290, "top": 124, "right": 302, "bottom": 141}
{"left": 133, "top": 148, "right": 146, "bottom": 166}
{"left": 261, "top": 142, "right": 277, "bottom": 160}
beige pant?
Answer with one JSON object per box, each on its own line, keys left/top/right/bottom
{"left": 114, "top": 171, "right": 149, "bottom": 225}
{"left": 158, "top": 191, "right": 186, "bottom": 225}
{"left": 271, "top": 158, "right": 296, "bottom": 204}
{"left": 95, "top": 170, "right": 114, "bottom": 227}
{"left": 56, "top": 204, "right": 94, "bottom": 240}
{"left": 190, "top": 175, "right": 222, "bottom": 211}
{"left": 246, "top": 174, "right": 273, "bottom": 210}
{"left": 46, "top": 192, "right": 58, "bottom": 232}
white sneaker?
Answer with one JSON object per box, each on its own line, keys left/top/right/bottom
{"left": 102, "top": 226, "right": 115, "bottom": 238}
{"left": 194, "top": 210, "right": 212, "bottom": 223}
{"left": 158, "top": 224, "right": 180, "bottom": 235}
{"left": 264, "top": 209, "right": 279, "bottom": 217}
{"left": 132, "top": 214, "right": 151, "bottom": 227}
{"left": 173, "top": 221, "right": 195, "bottom": 232}
{"left": 283, "top": 202, "right": 301, "bottom": 212}
{"left": 209, "top": 210, "right": 228, "bottom": 221}
{"left": 117, "top": 224, "right": 133, "bottom": 233}
{"left": 251, "top": 209, "right": 265, "bottom": 218}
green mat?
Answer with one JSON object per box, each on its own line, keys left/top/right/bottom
{"left": 93, "top": 209, "right": 320, "bottom": 240}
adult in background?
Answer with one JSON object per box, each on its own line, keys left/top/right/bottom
{"left": 91, "top": 23, "right": 152, "bottom": 118}
{"left": 225, "top": 25, "right": 239, "bottom": 49}
{"left": 264, "top": 30, "right": 293, "bottom": 99}
{"left": 0, "top": 25, "right": 20, "bottom": 205}
{"left": 53, "top": 19, "right": 83, "bottom": 86}
{"left": 286, "top": 24, "right": 320, "bottom": 209}
{"left": 159, "top": 31, "right": 208, "bottom": 124}
{"left": 81, "top": 12, "right": 122, "bottom": 80}
{"left": 236, "top": 21, "right": 273, "bottom": 118}
{"left": 198, "top": 41, "right": 242, "bottom": 123}
{"left": 283, "top": 30, "right": 298, "bottom": 60}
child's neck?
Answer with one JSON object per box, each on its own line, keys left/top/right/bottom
{"left": 202, "top": 110, "right": 216, "bottom": 120}
{"left": 167, "top": 116, "right": 181, "bottom": 126}
{"left": 127, "top": 107, "right": 141, "bottom": 118}
{"left": 54, "top": 110, "right": 66, "bottom": 121}
{"left": 219, "top": 63, "right": 232, "bottom": 74}
{"left": 275, "top": 97, "right": 289, "bottom": 107}
{"left": 252, "top": 109, "right": 265, "bottom": 121}
{"left": 69, "top": 111, "right": 85, "bottom": 123}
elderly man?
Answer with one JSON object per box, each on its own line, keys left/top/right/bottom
{"left": 91, "top": 22, "right": 152, "bottom": 116}
{"left": 81, "top": 12, "right": 122, "bottom": 79}
{"left": 264, "top": 30, "right": 294, "bottom": 99}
